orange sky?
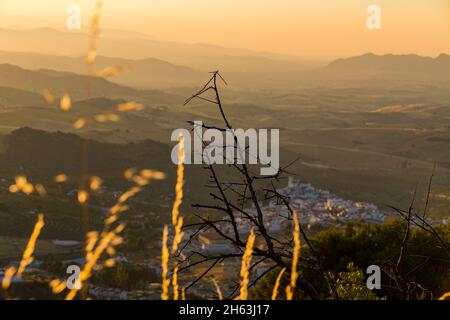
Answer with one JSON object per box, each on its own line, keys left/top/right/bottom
{"left": 1, "top": 0, "right": 449, "bottom": 57}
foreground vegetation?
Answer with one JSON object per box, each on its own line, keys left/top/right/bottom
{"left": 252, "top": 220, "right": 450, "bottom": 300}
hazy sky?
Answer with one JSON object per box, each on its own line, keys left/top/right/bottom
{"left": 1, "top": 0, "right": 449, "bottom": 57}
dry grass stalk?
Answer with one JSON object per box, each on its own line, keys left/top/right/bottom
{"left": 64, "top": 170, "right": 164, "bottom": 299}
{"left": 238, "top": 229, "right": 256, "bottom": 300}
{"left": 92, "top": 65, "right": 129, "bottom": 78}
{"left": 286, "top": 212, "right": 301, "bottom": 300}
{"left": 171, "top": 135, "right": 185, "bottom": 251}
{"left": 54, "top": 174, "right": 68, "bottom": 183}
{"left": 89, "top": 176, "right": 102, "bottom": 191}
{"left": 49, "top": 278, "right": 67, "bottom": 294}
{"left": 94, "top": 113, "right": 120, "bottom": 123}
{"left": 172, "top": 266, "right": 179, "bottom": 300}
{"left": 172, "top": 135, "right": 185, "bottom": 227}
{"left": 73, "top": 118, "right": 87, "bottom": 129}
{"left": 65, "top": 224, "right": 124, "bottom": 300}
{"left": 271, "top": 267, "right": 286, "bottom": 300}
{"left": 439, "top": 292, "right": 450, "bottom": 300}
{"left": 2, "top": 214, "right": 45, "bottom": 289}
{"left": 1, "top": 267, "right": 16, "bottom": 290}
{"left": 60, "top": 94, "right": 72, "bottom": 111}
{"left": 212, "top": 278, "right": 223, "bottom": 300}
{"left": 86, "top": 0, "right": 104, "bottom": 65}
{"left": 42, "top": 90, "right": 55, "bottom": 105}
{"left": 17, "top": 214, "right": 45, "bottom": 276}
{"left": 9, "top": 175, "right": 35, "bottom": 195}
{"left": 161, "top": 225, "right": 170, "bottom": 300}
{"left": 78, "top": 190, "right": 89, "bottom": 204}
{"left": 160, "top": 136, "right": 185, "bottom": 300}
{"left": 116, "top": 102, "right": 144, "bottom": 112}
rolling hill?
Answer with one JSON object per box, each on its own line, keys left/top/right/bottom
{"left": 0, "top": 86, "right": 46, "bottom": 107}
{"left": 0, "top": 51, "right": 206, "bottom": 89}
{"left": 0, "top": 28, "right": 314, "bottom": 79}
{"left": 0, "top": 64, "right": 182, "bottom": 104}
{"left": 322, "top": 53, "right": 450, "bottom": 81}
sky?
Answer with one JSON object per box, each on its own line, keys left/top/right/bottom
{"left": 1, "top": 0, "right": 449, "bottom": 57}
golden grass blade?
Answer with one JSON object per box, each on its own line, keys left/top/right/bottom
{"left": 172, "top": 217, "right": 184, "bottom": 254}
{"left": 439, "top": 292, "right": 450, "bottom": 300}
{"left": 54, "top": 174, "right": 68, "bottom": 183}
{"left": 15, "top": 175, "right": 27, "bottom": 189}
{"left": 286, "top": 212, "right": 301, "bottom": 300}
{"left": 271, "top": 267, "right": 286, "bottom": 300}
{"left": 238, "top": 229, "right": 256, "bottom": 300}
{"left": 161, "top": 225, "right": 170, "bottom": 300}
{"left": 90, "top": 176, "right": 103, "bottom": 191}
{"left": 78, "top": 190, "right": 89, "bottom": 204}
{"left": 17, "top": 214, "right": 45, "bottom": 276}
{"left": 60, "top": 94, "right": 72, "bottom": 111}
{"left": 172, "top": 266, "right": 179, "bottom": 300}
{"left": 65, "top": 228, "right": 121, "bottom": 300}
{"left": 86, "top": 49, "right": 97, "bottom": 65}
{"left": 1, "top": 266, "right": 16, "bottom": 290}
{"left": 86, "top": 0, "right": 104, "bottom": 65}
{"left": 116, "top": 102, "right": 144, "bottom": 112}
{"left": 42, "top": 90, "right": 55, "bottom": 105}
{"left": 3, "top": 214, "right": 45, "bottom": 289}
{"left": 49, "top": 279, "right": 67, "bottom": 294}
{"left": 171, "top": 135, "right": 185, "bottom": 253}
{"left": 73, "top": 118, "right": 87, "bottom": 129}
{"left": 65, "top": 170, "right": 164, "bottom": 300}
{"left": 11, "top": 176, "right": 35, "bottom": 195}
{"left": 93, "top": 65, "right": 130, "bottom": 78}
{"left": 212, "top": 278, "right": 223, "bottom": 300}
{"left": 172, "top": 135, "right": 185, "bottom": 226}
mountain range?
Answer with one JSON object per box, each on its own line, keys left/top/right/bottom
{"left": 0, "top": 63, "right": 182, "bottom": 104}
{"left": 0, "top": 51, "right": 205, "bottom": 89}
{"left": 0, "top": 28, "right": 312, "bottom": 76}
{"left": 322, "top": 53, "right": 450, "bottom": 81}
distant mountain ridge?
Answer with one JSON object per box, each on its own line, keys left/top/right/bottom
{"left": 0, "top": 63, "right": 182, "bottom": 104}
{"left": 324, "top": 53, "right": 450, "bottom": 78}
{"left": 0, "top": 28, "right": 312, "bottom": 76}
{"left": 0, "top": 86, "right": 45, "bottom": 107}
{"left": 0, "top": 50, "right": 206, "bottom": 89}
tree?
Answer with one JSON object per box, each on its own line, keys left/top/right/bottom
{"left": 176, "top": 72, "right": 335, "bottom": 299}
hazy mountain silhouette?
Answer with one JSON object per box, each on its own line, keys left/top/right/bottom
{"left": 0, "top": 86, "right": 46, "bottom": 107}
{"left": 0, "top": 51, "right": 205, "bottom": 89}
{"left": 0, "top": 28, "right": 313, "bottom": 75}
{"left": 0, "top": 64, "right": 182, "bottom": 104}
{"left": 323, "top": 53, "right": 450, "bottom": 80}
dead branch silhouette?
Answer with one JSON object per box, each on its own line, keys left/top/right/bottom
{"left": 176, "top": 71, "right": 337, "bottom": 300}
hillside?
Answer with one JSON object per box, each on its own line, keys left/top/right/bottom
{"left": 0, "top": 126, "right": 213, "bottom": 203}
{"left": 0, "top": 28, "right": 312, "bottom": 75}
{"left": 0, "top": 51, "right": 206, "bottom": 89}
{"left": 0, "top": 127, "right": 210, "bottom": 239}
{"left": 0, "top": 86, "right": 46, "bottom": 107}
{"left": 322, "top": 53, "right": 450, "bottom": 81}
{"left": 0, "top": 64, "right": 182, "bottom": 104}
